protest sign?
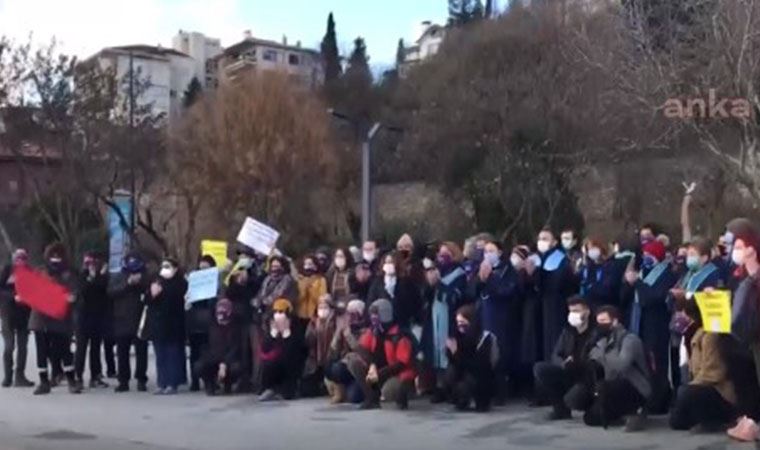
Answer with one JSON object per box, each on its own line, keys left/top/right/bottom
{"left": 236, "top": 217, "right": 279, "bottom": 255}
{"left": 187, "top": 267, "right": 220, "bottom": 303}
{"left": 14, "top": 266, "right": 71, "bottom": 320}
{"left": 694, "top": 290, "right": 732, "bottom": 334}
{"left": 201, "top": 240, "right": 229, "bottom": 267}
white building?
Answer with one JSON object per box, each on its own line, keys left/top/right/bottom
{"left": 399, "top": 22, "right": 446, "bottom": 77}
{"left": 171, "top": 30, "right": 222, "bottom": 88}
{"left": 87, "top": 45, "right": 196, "bottom": 125}
{"left": 213, "top": 31, "right": 324, "bottom": 88}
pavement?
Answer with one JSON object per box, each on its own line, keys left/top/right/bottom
{"left": 0, "top": 343, "right": 756, "bottom": 450}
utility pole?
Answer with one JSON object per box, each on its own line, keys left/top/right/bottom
{"left": 128, "top": 51, "right": 136, "bottom": 240}
{"left": 361, "top": 123, "right": 381, "bottom": 243}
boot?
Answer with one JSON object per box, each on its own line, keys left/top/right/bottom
{"left": 2, "top": 369, "right": 11, "bottom": 388}
{"left": 325, "top": 379, "right": 344, "bottom": 404}
{"left": 190, "top": 378, "right": 201, "bottom": 392}
{"left": 114, "top": 382, "right": 129, "bottom": 393}
{"left": 14, "top": 372, "right": 34, "bottom": 388}
{"left": 33, "top": 373, "right": 51, "bottom": 395}
{"left": 358, "top": 380, "right": 380, "bottom": 410}
{"left": 66, "top": 372, "right": 82, "bottom": 394}
{"left": 395, "top": 383, "right": 410, "bottom": 411}
{"left": 137, "top": 380, "right": 148, "bottom": 392}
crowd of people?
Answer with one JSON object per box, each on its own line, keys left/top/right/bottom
{"left": 3, "top": 193, "right": 760, "bottom": 441}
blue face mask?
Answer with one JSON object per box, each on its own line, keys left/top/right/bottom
{"left": 686, "top": 256, "right": 701, "bottom": 271}
{"left": 642, "top": 255, "right": 656, "bottom": 270}
{"left": 484, "top": 252, "right": 500, "bottom": 267}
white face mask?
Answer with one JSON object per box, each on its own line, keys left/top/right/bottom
{"left": 159, "top": 267, "right": 175, "bottom": 279}
{"left": 587, "top": 247, "right": 602, "bottom": 262}
{"left": 334, "top": 256, "right": 346, "bottom": 270}
{"left": 510, "top": 254, "right": 524, "bottom": 269}
{"left": 732, "top": 248, "right": 745, "bottom": 266}
{"left": 273, "top": 311, "right": 287, "bottom": 324}
{"left": 317, "top": 308, "right": 330, "bottom": 319}
{"left": 537, "top": 240, "right": 551, "bottom": 254}
{"left": 238, "top": 256, "right": 253, "bottom": 269}
{"left": 568, "top": 311, "right": 585, "bottom": 328}
{"left": 383, "top": 263, "right": 396, "bottom": 276}
{"left": 363, "top": 250, "right": 376, "bottom": 262}
{"left": 561, "top": 238, "right": 574, "bottom": 250}
{"left": 484, "top": 251, "right": 500, "bottom": 267}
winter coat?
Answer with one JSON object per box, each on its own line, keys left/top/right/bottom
{"left": 296, "top": 274, "right": 327, "bottom": 320}
{"left": 108, "top": 272, "right": 148, "bottom": 338}
{"left": 578, "top": 260, "right": 615, "bottom": 309}
{"left": 359, "top": 324, "right": 416, "bottom": 383}
{"left": 447, "top": 330, "right": 499, "bottom": 384}
{"left": 144, "top": 275, "right": 187, "bottom": 343}
{"left": 186, "top": 299, "right": 213, "bottom": 336}
{"left": 589, "top": 325, "right": 652, "bottom": 399}
{"left": 75, "top": 270, "right": 110, "bottom": 335}
{"left": 260, "top": 327, "right": 306, "bottom": 374}
{"left": 0, "top": 265, "right": 31, "bottom": 330}
{"left": 690, "top": 328, "right": 736, "bottom": 405}
{"left": 207, "top": 319, "right": 243, "bottom": 366}
{"left": 326, "top": 268, "right": 353, "bottom": 303}
{"left": 226, "top": 274, "right": 259, "bottom": 324}
{"left": 253, "top": 274, "right": 298, "bottom": 312}
{"left": 329, "top": 324, "right": 365, "bottom": 362}
{"left": 537, "top": 248, "right": 578, "bottom": 361}
{"left": 28, "top": 268, "right": 78, "bottom": 335}
{"left": 304, "top": 314, "right": 337, "bottom": 375}
{"left": 367, "top": 276, "right": 422, "bottom": 329}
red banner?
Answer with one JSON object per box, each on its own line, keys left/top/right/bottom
{"left": 14, "top": 266, "right": 70, "bottom": 320}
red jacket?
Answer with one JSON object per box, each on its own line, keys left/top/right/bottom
{"left": 359, "top": 325, "right": 416, "bottom": 382}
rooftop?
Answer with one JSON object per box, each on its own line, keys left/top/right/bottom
{"left": 223, "top": 37, "right": 319, "bottom": 58}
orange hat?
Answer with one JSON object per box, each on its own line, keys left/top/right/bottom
{"left": 272, "top": 298, "right": 293, "bottom": 314}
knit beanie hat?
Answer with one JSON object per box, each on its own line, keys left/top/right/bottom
{"left": 642, "top": 240, "right": 666, "bottom": 262}
{"left": 369, "top": 298, "right": 393, "bottom": 323}
{"left": 347, "top": 299, "right": 366, "bottom": 316}
{"left": 272, "top": 298, "right": 293, "bottom": 314}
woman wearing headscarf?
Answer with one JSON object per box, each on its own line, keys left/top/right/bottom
{"left": 29, "top": 243, "right": 80, "bottom": 395}
{"left": 301, "top": 294, "right": 337, "bottom": 397}
{"left": 0, "top": 249, "right": 33, "bottom": 388}
{"left": 145, "top": 258, "right": 188, "bottom": 395}
{"left": 186, "top": 255, "right": 217, "bottom": 392}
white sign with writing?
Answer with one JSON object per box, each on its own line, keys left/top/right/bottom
{"left": 236, "top": 217, "right": 280, "bottom": 256}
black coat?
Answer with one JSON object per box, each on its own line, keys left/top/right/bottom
{"left": 28, "top": 267, "right": 78, "bottom": 335}
{"left": 186, "top": 299, "right": 213, "bottom": 336}
{"left": 76, "top": 270, "right": 110, "bottom": 335}
{"left": 108, "top": 272, "right": 148, "bottom": 339}
{"left": 207, "top": 320, "right": 243, "bottom": 366}
{"left": 145, "top": 275, "right": 187, "bottom": 343}
{"left": 536, "top": 248, "right": 578, "bottom": 361}
{"left": 367, "top": 276, "right": 422, "bottom": 328}
{"left": 0, "top": 265, "right": 30, "bottom": 330}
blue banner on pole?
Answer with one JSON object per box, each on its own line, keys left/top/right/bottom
{"left": 108, "top": 196, "right": 132, "bottom": 273}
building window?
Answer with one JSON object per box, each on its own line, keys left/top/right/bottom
{"left": 263, "top": 50, "right": 278, "bottom": 62}
{"left": 288, "top": 54, "right": 300, "bottom": 66}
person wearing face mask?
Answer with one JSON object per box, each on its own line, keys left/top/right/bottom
{"left": 185, "top": 255, "right": 217, "bottom": 392}
{"left": 326, "top": 248, "right": 354, "bottom": 303}
{"left": 350, "top": 299, "right": 416, "bottom": 410}
{"left": 608, "top": 235, "right": 638, "bottom": 320}
{"left": 638, "top": 224, "right": 659, "bottom": 247}
{"left": 29, "top": 243, "right": 80, "bottom": 395}
{"left": 350, "top": 261, "right": 373, "bottom": 302}
{"left": 421, "top": 245, "right": 467, "bottom": 403}
{"left": 578, "top": 238, "right": 614, "bottom": 310}
{"left": 468, "top": 240, "right": 520, "bottom": 403}
{"left": 314, "top": 247, "right": 332, "bottom": 276}
{"left": 443, "top": 304, "right": 499, "bottom": 412}
{"left": 728, "top": 219, "right": 760, "bottom": 385}
{"left": 535, "top": 228, "right": 578, "bottom": 362}
{"left": 533, "top": 296, "right": 596, "bottom": 420}
{"left": 395, "top": 233, "right": 424, "bottom": 284}
{"left": 361, "top": 240, "right": 380, "bottom": 274}
{"left": 145, "top": 258, "right": 188, "bottom": 395}
{"left": 511, "top": 245, "right": 542, "bottom": 397}
{"left": 301, "top": 294, "right": 337, "bottom": 397}
{"left": 561, "top": 229, "right": 584, "bottom": 275}
{"left": 74, "top": 251, "right": 110, "bottom": 390}
{"left": 296, "top": 255, "right": 328, "bottom": 334}
{"left": 195, "top": 297, "right": 242, "bottom": 396}
{"left": 324, "top": 299, "right": 367, "bottom": 404}
{"left": 109, "top": 252, "right": 150, "bottom": 393}
{"left": 258, "top": 299, "right": 306, "bottom": 401}
{"left": 585, "top": 306, "right": 651, "bottom": 431}
{"left": 253, "top": 256, "right": 298, "bottom": 316}
{"left": 0, "top": 249, "right": 33, "bottom": 388}
{"left": 621, "top": 239, "right": 678, "bottom": 414}
{"left": 367, "top": 253, "right": 422, "bottom": 329}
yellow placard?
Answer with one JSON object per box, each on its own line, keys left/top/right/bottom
{"left": 694, "top": 290, "right": 732, "bottom": 334}
{"left": 200, "top": 240, "right": 229, "bottom": 268}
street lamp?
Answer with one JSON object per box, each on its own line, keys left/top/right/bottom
{"left": 327, "top": 109, "right": 382, "bottom": 243}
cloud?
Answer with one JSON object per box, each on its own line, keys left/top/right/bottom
{"left": 0, "top": 0, "right": 249, "bottom": 58}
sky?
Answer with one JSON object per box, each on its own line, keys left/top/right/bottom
{"left": 0, "top": 0, "right": 452, "bottom": 70}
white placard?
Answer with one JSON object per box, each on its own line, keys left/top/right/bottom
{"left": 236, "top": 217, "right": 280, "bottom": 256}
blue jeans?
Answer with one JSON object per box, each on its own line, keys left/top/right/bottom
{"left": 154, "top": 341, "right": 186, "bottom": 389}
{"left": 325, "top": 361, "right": 363, "bottom": 404}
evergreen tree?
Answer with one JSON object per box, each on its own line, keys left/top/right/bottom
{"left": 345, "top": 37, "right": 372, "bottom": 84}
{"left": 396, "top": 38, "right": 406, "bottom": 67}
{"left": 182, "top": 77, "right": 202, "bottom": 108}
{"left": 320, "top": 12, "right": 342, "bottom": 82}
{"left": 485, "top": 0, "right": 494, "bottom": 18}
{"left": 448, "top": 0, "right": 485, "bottom": 26}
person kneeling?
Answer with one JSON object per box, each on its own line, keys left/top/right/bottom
{"left": 195, "top": 298, "right": 242, "bottom": 396}
{"left": 584, "top": 306, "right": 651, "bottom": 432}
{"left": 533, "top": 295, "right": 596, "bottom": 420}
{"left": 258, "top": 299, "right": 305, "bottom": 402}
{"left": 670, "top": 301, "right": 738, "bottom": 432}
{"left": 351, "top": 299, "right": 416, "bottom": 410}
{"left": 444, "top": 304, "right": 499, "bottom": 412}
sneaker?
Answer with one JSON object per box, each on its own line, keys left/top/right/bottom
{"left": 624, "top": 413, "right": 647, "bottom": 433}
{"left": 89, "top": 378, "right": 109, "bottom": 389}
{"left": 547, "top": 407, "right": 572, "bottom": 421}
{"left": 728, "top": 416, "right": 760, "bottom": 442}
{"left": 14, "top": 375, "right": 34, "bottom": 388}
{"left": 163, "top": 387, "right": 178, "bottom": 395}
{"left": 258, "top": 389, "right": 278, "bottom": 402}
{"left": 154, "top": 387, "right": 168, "bottom": 396}
{"left": 137, "top": 381, "right": 148, "bottom": 392}
{"left": 114, "top": 383, "right": 129, "bottom": 393}
{"left": 33, "top": 382, "right": 51, "bottom": 396}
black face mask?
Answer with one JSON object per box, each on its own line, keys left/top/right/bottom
{"left": 597, "top": 324, "right": 613, "bottom": 338}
